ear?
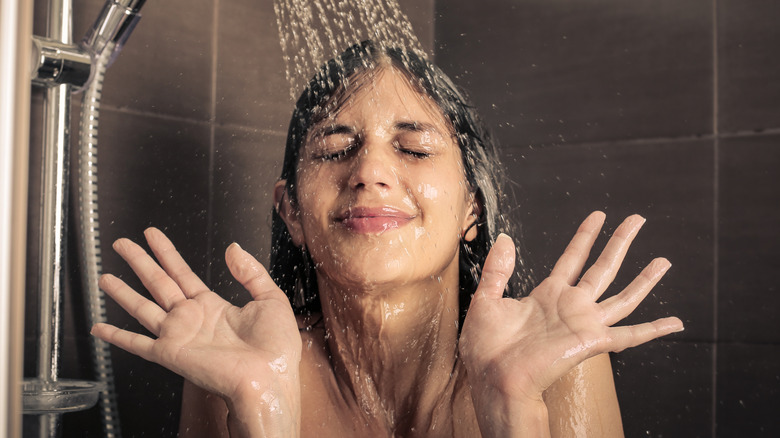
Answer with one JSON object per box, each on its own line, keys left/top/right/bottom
{"left": 274, "top": 180, "right": 305, "bottom": 247}
{"left": 461, "top": 191, "right": 483, "bottom": 242}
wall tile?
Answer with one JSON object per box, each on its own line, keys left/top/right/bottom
{"left": 25, "top": 103, "right": 208, "bottom": 435}
{"left": 216, "top": 0, "right": 291, "bottom": 131}
{"left": 72, "top": 0, "right": 214, "bottom": 121}
{"left": 718, "top": 135, "right": 780, "bottom": 343}
{"left": 31, "top": 0, "right": 47, "bottom": 35}
{"left": 94, "top": 110, "right": 211, "bottom": 260}
{"left": 24, "top": 93, "right": 44, "bottom": 358}
{"left": 210, "top": 127, "right": 286, "bottom": 303}
{"left": 716, "top": 343, "right": 780, "bottom": 436}
{"left": 718, "top": 0, "right": 780, "bottom": 133}
{"left": 217, "top": 0, "right": 436, "bottom": 132}
{"left": 506, "top": 139, "right": 715, "bottom": 341}
{"left": 61, "top": 109, "right": 210, "bottom": 437}
{"left": 435, "top": 0, "right": 713, "bottom": 146}
{"left": 398, "top": 0, "right": 435, "bottom": 55}
{"left": 613, "top": 341, "right": 713, "bottom": 437}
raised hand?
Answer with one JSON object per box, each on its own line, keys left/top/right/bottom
{"left": 91, "top": 228, "right": 302, "bottom": 434}
{"left": 459, "top": 212, "right": 683, "bottom": 436}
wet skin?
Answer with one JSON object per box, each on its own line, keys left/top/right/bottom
{"left": 275, "top": 68, "right": 484, "bottom": 436}
{"left": 92, "top": 68, "right": 683, "bottom": 437}
{"left": 281, "top": 67, "right": 478, "bottom": 291}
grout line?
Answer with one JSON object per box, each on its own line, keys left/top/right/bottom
{"left": 505, "top": 126, "right": 780, "bottom": 152}
{"left": 94, "top": 104, "right": 288, "bottom": 137}
{"left": 711, "top": 0, "right": 719, "bottom": 436}
{"left": 210, "top": 123, "right": 287, "bottom": 136}
{"left": 97, "top": 105, "right": 214, "bottom": 126}
{"left": 718, "top": 127, "right": 780, "bottom": 137}
{"left": 206, "top": 0, "right": 220, "bottom": 287}
{"left": 641, "top": 338, "right": 780, "bottom": 347}
{"left": 511, "top": 133, "right": 716, "bottom": 151}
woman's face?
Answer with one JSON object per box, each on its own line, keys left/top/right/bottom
{"left": 279, "top": 67, "right": 478, "bottom": 291}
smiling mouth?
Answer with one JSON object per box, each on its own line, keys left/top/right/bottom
{"left": 338, "top": 207, "right": 415, "bottom": 234}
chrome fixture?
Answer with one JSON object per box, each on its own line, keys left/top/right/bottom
{"left": 24, "top": 0, "right": 146, "bottom": 437}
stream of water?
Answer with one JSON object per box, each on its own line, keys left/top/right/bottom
{"left": 273, "top": 0, "right": 426, "bottom": 99}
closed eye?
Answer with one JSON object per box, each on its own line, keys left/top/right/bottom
{"left": 398, "top": 147, "right": 431, "bottom": 159}
{"left": 315, "top": 134, "right": 361, "bottom": 161}
{"left": 318, "top": 142, "right": 357, "bottom": 161}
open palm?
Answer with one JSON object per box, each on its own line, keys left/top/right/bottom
{"left": 460, "top": 212, "right": 683, "bottom": 404}
{"left": 91, "top": 228, "right": 302, "bottom": 402}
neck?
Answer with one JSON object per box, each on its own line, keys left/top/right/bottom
{"left": 318, "top": 269, "right": 464, "bottom": 433}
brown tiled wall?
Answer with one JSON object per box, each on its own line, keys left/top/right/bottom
{"left": 24, "top": 0, "right": 778, "bottom": 436}
{"left": 437, "top": 0, "right": 779, "bottom": 436}
{"left": 25, "top": 0, "right": 434, "bottom": 436}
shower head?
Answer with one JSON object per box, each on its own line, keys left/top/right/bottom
{"left": 31, "top": 0, "right": 147, "bottom": 89}
{"left": 81, "top": 0, "right": 146, "bottom": 65}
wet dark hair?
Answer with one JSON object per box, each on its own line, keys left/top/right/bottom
{"left": 270, "top": 41, "right": 533, "bottom": 321}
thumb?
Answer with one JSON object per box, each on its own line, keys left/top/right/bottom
{"left": 476, "top": 233, "right": 516, "bottom": 300}
{"left": 225, "top": 243, "right": 282, "bottom": 302}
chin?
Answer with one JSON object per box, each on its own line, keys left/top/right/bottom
{"left": 321, "top": 255, "right": 412, "bottom": 289}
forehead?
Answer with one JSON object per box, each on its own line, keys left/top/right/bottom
{"left": 320, "top": 67, "right": 450, "bottom": 128}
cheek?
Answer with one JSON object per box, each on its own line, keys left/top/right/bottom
{"left": 295, "top": 165, "right": 346, "bottom": 232}
{"left": 297, "top": 164, "right": 336, "bottom": 202}
{"left": 299, "top": 160, "right": 351, "bottom": 190}
{"left": 415, "top": 181, "right": 472, "bottom": 233}
{"left": 416, "top": 183, "right": 440, "bottom": 201}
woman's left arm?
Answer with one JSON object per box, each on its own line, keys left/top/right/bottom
{"left": 544, "top": 354, "right": 623, "bottom": 437}
{"left": 459, "top": 212, "right": 682, "bottom": 438}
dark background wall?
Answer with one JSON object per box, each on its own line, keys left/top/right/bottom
{"left": 23, "top": 0, "right": 778, "bottom": 436}
{"left": 436, "top": 0, "right": 780, "bottom": 436}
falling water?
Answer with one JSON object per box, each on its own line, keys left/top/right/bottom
{"left": 273, "top": 0, "right": 427, "bottom": 99}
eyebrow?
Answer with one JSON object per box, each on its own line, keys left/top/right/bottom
{"left": 312, "top": 120, "right": 446, "bottom": 138}
{"left": 318, "top": 124, "right": 355, "bottom": 137}
{"left": 311, "top": 123, "right": 355, "bottom": 137}
{"left": 394, "top": 121, "right": 443, "bottom": 136}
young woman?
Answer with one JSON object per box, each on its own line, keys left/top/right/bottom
{"left": 92, "top": 42, "right": 684, "bottom": 437}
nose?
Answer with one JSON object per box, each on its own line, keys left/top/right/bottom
{"left": 347, "top": 143, "right": 398, "bottom": 192}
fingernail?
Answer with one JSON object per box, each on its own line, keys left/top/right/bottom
{"left": 625, "top": 215, "right": 646, "bottom": 233}
{"left": 229, "top": 242, "right": 242, "bottom": 250}
{"left": 590, "top": 211, "right": 606, "bottom": 220}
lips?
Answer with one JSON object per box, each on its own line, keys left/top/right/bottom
{"left": 337, "top": 206, "right": 415, "bottom": 234}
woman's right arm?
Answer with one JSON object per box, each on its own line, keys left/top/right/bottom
{"left": 179, "top": 376, "right": 303, "bottom": 438}
{"left": 91, "top": 228, "right": 302, "bottom": 437}
{"left": 179, "top": 379, "right": 229, "bottom": 437}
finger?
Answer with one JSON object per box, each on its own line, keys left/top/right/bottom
{"left": 225, "top": 243, "right": 285, "bottom": 302}
{"left": 144, "top": 227, "right": 210, "bottom": 298}
{"left": 475, "top": 233, "right": 515, "bottom": 300}
{"left": 577, "top": 214, "right": 645, "bottom": 300}
{"left": 100, "top": 274, "right": 166, "bottom": 335}
{"left": 91, "top": 322, "right": 157, "bottom": 363}
{"left": 549, "top": 211, "right": 606, "bottom": 285}
{"left": 600, "top": 258, "right": 671, "bottom": 326}
{"left": 607, "top": 316, "right": 684, "bottom": 352}
{"left": 113, "top": 237, "right": 186, "bottom": 311}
